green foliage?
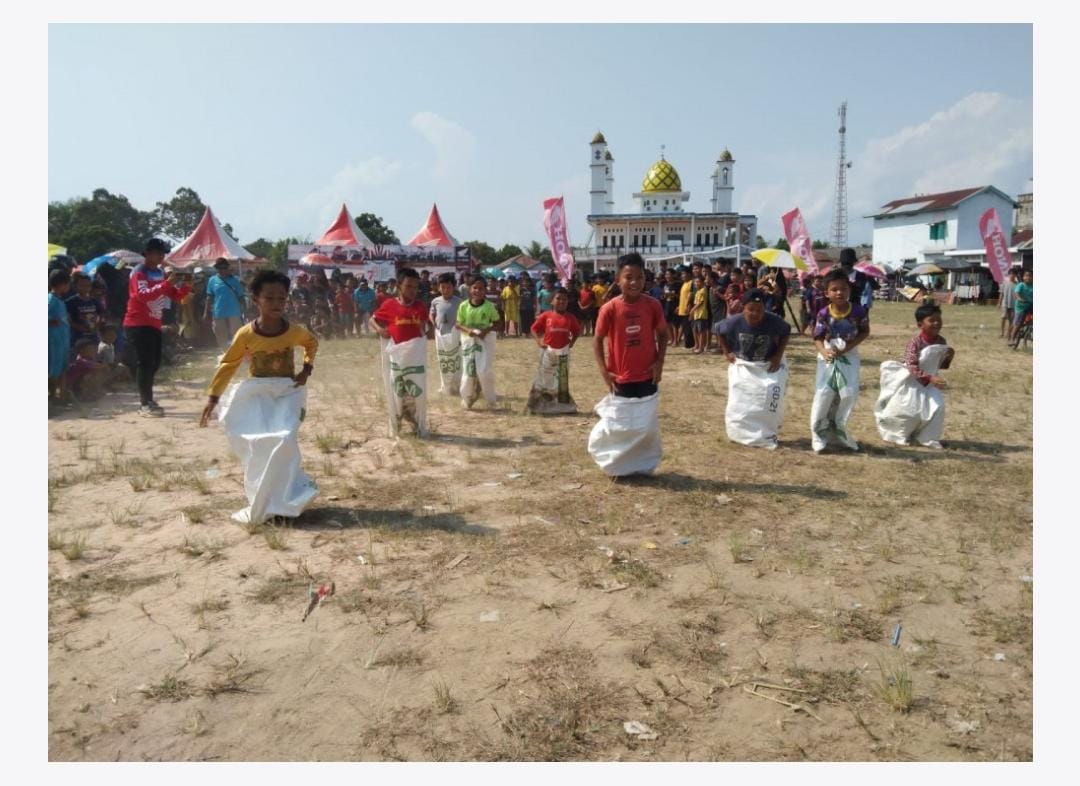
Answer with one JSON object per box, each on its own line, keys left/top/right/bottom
{"left": 48, "top": 188, "right": 155, "bottom": 262}
{"left": 355, "top": 213, "right": 400, "bottom": 244}
{"left": 495, "top": 243, "right": 524, "bottom": 262}
{"left": 755, "top": 235, "right": 769, "bottom": 250}
{"left": 244, "top": 238, "right": 275, "bottom": 260}
{"left": 154, "top": 187, "right": 235, "bottom": 243}
{"left": 464, "top": 240, "right": 499, "bottom": 268}
{"left": 812, "top": 239, "right": 830, "bottom": 249}
{"left": 774, "top": 238, "right": 791, "bottom": 251}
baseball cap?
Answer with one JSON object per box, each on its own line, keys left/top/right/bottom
{"left": 741, "top": 287, "right": 767, "bottom": 305}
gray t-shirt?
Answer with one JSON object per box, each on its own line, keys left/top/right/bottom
{"left": 430, "top": 295, "right": 463, "bottom": 335}
{"left": 716, "top": 312, "right": 791, "bottom": 361}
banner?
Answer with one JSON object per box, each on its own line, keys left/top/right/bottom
{"left": 781, "top": 207, "right": 819, "bottom": 275}
{"left": 543, "top": 196, "right": 576, "bottom": 284}
{"left": 978, "top": 208, "right": 1012, "bottom": 286}
{"left": 287, "top": 243, "right": 471, "bottom": 267}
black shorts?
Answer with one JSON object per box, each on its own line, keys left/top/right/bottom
{"left": 613, "top": 380, "right": 658, "bottom": 398}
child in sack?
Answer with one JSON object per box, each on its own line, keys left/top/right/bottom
{"left": 371, "top": 267, "right": 433, "bottom": 436}
{"left": 527, "top": 287, "right": 582, "bottom": 415}
{"left": 199, "top": 270, "right": 320, "bottom": 525}
{"left": 875, "top": 302, "right": 954, "bottom": 450}
{"left": 588, "top": 253, "right": 668, "bottom": 476}
{"left": 429, "top": 272, "right": 463, "bottom": 395}
{"left": 810, "top": 269, "right": 870, "bottom": 453}
{"left": 456, "top": 276, "right": 500, "bottom": 410}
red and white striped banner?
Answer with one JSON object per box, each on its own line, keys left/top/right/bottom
{"left": 543, "top": 196, "right": 575, "bottom": 284}
{"left": 781, "top": 207, "right": 819, "bottom": 274}
{"left": 979, "top": 208, "right": 1012, "bottom": 285}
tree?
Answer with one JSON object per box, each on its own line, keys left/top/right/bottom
{"left": 354, "top": 213, "right": 400, "bottom": 245}
{"left": 463, "top": 240, "right": 499, "bottom": 268}
{"left": 154, "top": 187, "right": 235, "bottom": 243}
{"left": 812, "top": 239, "right": 830, "bottom": 249}
{"left": 525, "top": 240, "right": 554, "bottom": 266}
{"left": 755, "top": 235, "right": 769, "bottom": 250}
{"left": 48, "top": 188, "right": 155, "bottom": 262}
{"left": 495, "top": 243, "right": 524, "bottom": 262}
{"left": 270, "top": 237, "right": 306, "bottom": 269}
{"left": 244, "top": 238, "right": 275, "bottom": 260}
{"left": 774, "top": 238, "right": 791, "bottom": 251}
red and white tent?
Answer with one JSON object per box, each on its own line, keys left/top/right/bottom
{"left": 167, "top": 207, "right": 255, "bottom": 268}
{"left": 407, "top": 203, "right": 459, "bottom": 247}
{"left": 315, "top": 203, "right": 374, "bottom": 248}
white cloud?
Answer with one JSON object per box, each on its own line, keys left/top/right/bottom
{"left": 304, "top": 155, "right": 403, "bottom": 227}
{"left": 742, "top": 92, "right": 1032, "bottom": 244}
{"left": 411, "top": 111, "right": 476, "bottom": 181}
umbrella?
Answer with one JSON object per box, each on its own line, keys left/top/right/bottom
{"left": 751, "top": 248, "right": 808, "bottom": 271}
{"left": 909, "top": 262, "right": 944, "bottom": 276}
{"left": 299, "top": 253, "right": 335, "bottom": 267}
{"left": 48, "top": 243, "right": 67, "bottom": 260}
{"left": 82, "top": 250, "right": 145, "bottom": 278}
{"left": 854, "top": 260, "right": 887, "bottom": 279}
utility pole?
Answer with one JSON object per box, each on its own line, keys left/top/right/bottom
{"left": 831, "top": 101, "right": 852, "bottom": 248}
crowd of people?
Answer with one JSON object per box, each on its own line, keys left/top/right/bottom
{"left": 50, "top": 236, "right": 1008, "bottom": 523}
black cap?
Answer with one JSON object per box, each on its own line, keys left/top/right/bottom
{"left": 214, "top": 257, "right": 230, "bottom": 269}
{"left": 741, "top": 287, "right": 767, "bottom": 305}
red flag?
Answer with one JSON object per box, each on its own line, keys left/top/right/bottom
{"left": 781, "top": 207, "right": 819, "bottom": 274}
{"left": 979, "top": 208, "right": 1012, "bottom": 286}
{"left": 543, "top": 197, "right": 575, "bottom": 284}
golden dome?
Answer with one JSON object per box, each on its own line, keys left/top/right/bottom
{"left": 591, "top": 131, "right": 606, "bottom": 144}
{"left": 719, "top": 148, "right": 733, "bottom": 161}
{"left": 641, "top": 158, "right": 682, "bottom": 192}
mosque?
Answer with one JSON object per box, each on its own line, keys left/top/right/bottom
{"left": 578, "top": 131, "right": 758, "bottom": 270}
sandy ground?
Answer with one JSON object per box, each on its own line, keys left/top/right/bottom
{"left": 47, "top": 301, "right": 1032, "bottom": 761}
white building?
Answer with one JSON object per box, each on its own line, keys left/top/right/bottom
{"left": 578, "top": 131, "right": 757, "bottom": 270}
{"left": 867, "top": 186, "right": 1019, "bottom": 271}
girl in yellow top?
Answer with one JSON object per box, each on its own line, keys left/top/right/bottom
{"left": 200, "top": 270, "right": 319, "bottom": 425}
{"left": 501, "top": 278, "right": 521, "bottom": 337}
{"left": 690, "top": 275, "right": 710, "bottom": 354}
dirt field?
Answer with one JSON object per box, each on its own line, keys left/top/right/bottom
{"left": 47, "top": 300, "right": 1033, "bottom": 762}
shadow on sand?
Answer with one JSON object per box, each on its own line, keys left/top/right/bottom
{"left": 294, "top": 506, "right": 497, "bottom": 536}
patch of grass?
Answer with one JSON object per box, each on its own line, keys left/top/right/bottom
{"left": 369, "top": 648, "right": 426, "bottom": 670}
{"left": 248, "top": 573, "right": 308, "bottom": 605}
{"left": 536, "top": 599, "right": 574, "bottom": 616}
{"left": 107, "top": 502, "right": 144, "bottom": 528}
{"left": 321, "top": 457, "right": 338, "bottom": 477}
{"left": 48, "top": 531, "right": 66, "bottom": 551}
{"left": 190, "top": 597, "right": 229, "bottom": 616}
{"left": 876, "top": 659, "right": 914, "bottom": 713}
{"left": 971, "top": 606, "right": 1032, "bottom": 644}
{"left": 77, "top": 437, "right": 92, "bottom": 461}
{"left": 432, "top": 679, "right": 459, "bottom": 714}
{"left": 178, "top": 536, "right": 225, "bottom": 560}
{"left": 611, "top": 559, "right": 664, "bottom": 588}
{"left": 50, "top": 570, "right": 165, "bottom": 600}
{"left": 786, "top": 666, "right": 864, "bottom": 704}
{"left": 48, "top": 489, "right": 58, "bottom": 513}
{"left": 203, "top": 653, "right": 262, "bottom": 697}
{"left": 57, "top": 532, "right": 88, "bottom": 561}
{"left": 827, "top": 607, "right": 884, "bottom": 643}
{"left": 139, "top": 674, "right": 194, "bottom": 703}
{"left": 315, "top": 431, "right": 344, "bottom": 453}
{"left": 262, "top": 524, "right": 290, "bottom": 551}
{"left": 128, "top": 473, "right": 153, "bottom": 492}
{"left": 728, "top": 532, "right": 753, "bottom": 564}
{"left": 181, "top": 505, "right": 211, "bottom": 525}
{"left": 406, "top": 599, "right": 431, "bottom": 631}
{"left": 483, "top": 646, "right": 626, "bottom": 761}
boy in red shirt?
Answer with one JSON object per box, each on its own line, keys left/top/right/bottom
{"left": 370, "top": 267, "right": 433, "bottom": 436}
{"left": 593, "top": 254, "right": 668, "bottom": 398}
{"left": 122, "top": 237, "right": 192, "bottom": 417}
{"left": 528, "top": 287, "right": 582, "bottom": 414}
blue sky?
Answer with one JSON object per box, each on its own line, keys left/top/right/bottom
{"left": 48, "top": 23, "right": 1031, "bottom": 250}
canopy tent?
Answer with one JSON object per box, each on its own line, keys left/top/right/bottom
{"left": 407, "top": 203, "right": 459, "bottom": 247}
{"left": 315, "top": 203, "right": 374, "bottom": 248}
{"left": 167, "top": 207, "right": 255, "bottom": 268}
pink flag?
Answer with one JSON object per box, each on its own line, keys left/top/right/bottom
{"left": 543, "top": 196, "right": 575, "bottom": 284}
{"left": 781, "top": 207, "right": 819, "bottom": 275}
{"left": 979, "top": 208, "right": 1012, "bottom": 286}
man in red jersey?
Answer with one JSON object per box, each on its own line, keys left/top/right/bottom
{"left": 122, "top": 238, "right": 192, "bottom": 417}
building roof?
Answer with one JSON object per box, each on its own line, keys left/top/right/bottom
{"left": 868, "top": 186, "right": 1018, "bottom": 219}
{"left": 641, "top": 158, "right": 682, "bottom": 192}
{"left": 497, "top": 254, "right": 550, "bottom": 270}
{"left": 591, "top": 131, "right": 606, "bottom": 144}
{"left": 1011, "top": 228, "right": 1033, "bottom": 246}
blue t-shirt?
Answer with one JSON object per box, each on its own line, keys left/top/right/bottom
{"left": 207, "top": 274, "right": 246, "bottom": 319}
{"left": 353, "top": 286, "right": 377, "bottom": 313}
{"left": 1014, "top": 282, "right": 1033, "bottom": 314}
{"left": 537, "top": 288, "right": 555, "bottom": 313}
{"left": 716, "top": 312, "right": 791, "bottom": 361}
